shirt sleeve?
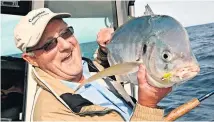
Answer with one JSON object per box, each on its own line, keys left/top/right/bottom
{"left": 130, "top": 103, "right": 164, "bottom": 121}
{"left": 93, "top": 48, "right": 110, "bottom": 69}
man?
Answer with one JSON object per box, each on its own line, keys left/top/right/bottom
{"left": 14, "top": 8, "right": 171, "bottom": 121}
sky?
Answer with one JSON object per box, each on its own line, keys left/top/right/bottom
{"left": 1, "top": 1, "right": 214, "bottom": 56}
{"left": 135, "top": 1, "right": 214, "bottom": 27}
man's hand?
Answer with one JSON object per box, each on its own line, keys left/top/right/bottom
{"left": 96, "top": 28, "right": 114, "bottom": 52}
{"left": 137, "top": 65, "right": 172, "bottom": 108}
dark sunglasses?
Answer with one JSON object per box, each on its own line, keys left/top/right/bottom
{"left": 26, "top": 26, "right": 74, "bottom": 52}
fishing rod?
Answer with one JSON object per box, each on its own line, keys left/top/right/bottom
{"left": 164, "top": 90, "right": 214, "bottom": 121}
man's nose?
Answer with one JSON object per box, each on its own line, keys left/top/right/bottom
{"left": 57, "top": 37, "right": 72, "bottom": 52}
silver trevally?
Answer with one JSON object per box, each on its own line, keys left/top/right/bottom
{"left": 75, "top": 15, "right": 200, "bottom": 92}
{"left": 107, "top": 15, "right": 200, "bottom": 88}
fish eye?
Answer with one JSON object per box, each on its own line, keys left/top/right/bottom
{"left": 161, "top": 51, "right": 172, "bottom": 62}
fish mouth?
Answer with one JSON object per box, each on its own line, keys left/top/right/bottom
{"left": 172, "top": 64, "right": 200, "bottom": 83}
{"left": 148, "top": 64, "right": 200, "bottom": 88}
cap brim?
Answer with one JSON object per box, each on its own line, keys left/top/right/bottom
{"left": 53, "top": 12, "right": 71, "bottom": 19}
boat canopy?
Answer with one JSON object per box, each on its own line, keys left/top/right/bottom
{"left": 1, "top": 1, "right": 136, "bottom": 28}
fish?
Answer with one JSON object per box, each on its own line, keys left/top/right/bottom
{"left": 74, "top": 15, "right": 200, "bottom": 92}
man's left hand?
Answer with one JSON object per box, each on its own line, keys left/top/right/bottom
{"left": 96, "top": 28, "right": 114, "bottom": 52}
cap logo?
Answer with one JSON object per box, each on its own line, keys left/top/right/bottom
{"left": 28, "top": 10, "right": 49, "bottom": 25}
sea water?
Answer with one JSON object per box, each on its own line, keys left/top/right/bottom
{"left": 80, "top": 23, "right": 214, "bottom": 121}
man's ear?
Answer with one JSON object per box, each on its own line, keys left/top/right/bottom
{"left": 22, "top": 53, "right": 39, "bottom": 66}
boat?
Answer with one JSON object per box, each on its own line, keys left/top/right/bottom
{"left": 1, "top": 1, "right": 137, "bottom": 121}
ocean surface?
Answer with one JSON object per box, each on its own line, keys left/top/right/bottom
{"left": 80, "top": 23, "right": 214, "bottom": 121}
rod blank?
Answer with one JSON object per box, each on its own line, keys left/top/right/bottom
{"left": 164, "top": 90, "right": 214, "bottom": 121}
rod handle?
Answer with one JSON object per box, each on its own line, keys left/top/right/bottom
{"left": 164, "top": 98, "right": 200, "bottom": 121}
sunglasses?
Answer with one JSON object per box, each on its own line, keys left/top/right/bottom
{"left": 26, "top": 26, "right": 74, "bottom": 52}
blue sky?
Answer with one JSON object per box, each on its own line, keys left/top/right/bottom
{"left": 135, "top": 1, "right": 214, "bottom": 27}
{"left": 1, "top": 1, "right": 214, "bottom": 56}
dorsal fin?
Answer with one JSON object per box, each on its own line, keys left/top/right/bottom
{"left": 144, "top": 4, "right": 155, "bottom": 16}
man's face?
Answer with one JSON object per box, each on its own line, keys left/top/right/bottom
{"left": 31, "top": 19, "right": 83, "bottom": 82}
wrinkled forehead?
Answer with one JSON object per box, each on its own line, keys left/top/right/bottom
{"left": 45, "top": 19, "right": 67, "bottom": 31}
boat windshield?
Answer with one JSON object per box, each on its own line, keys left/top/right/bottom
{"left": 1, "top": 14, "right": 22, "bottom": 57}
{"left": 1, "top": 1, "right": 116, "bottom": 59}
{"left": 1, "top": 14, "right": 112, "bottom": 58}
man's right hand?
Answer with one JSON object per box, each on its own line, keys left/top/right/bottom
{"left": 137, "top": 65, "right": 172, "bottom": 108}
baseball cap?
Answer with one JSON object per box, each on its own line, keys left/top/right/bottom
{"left": 14, "top": 8, "right": 71, "bottom": 52}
